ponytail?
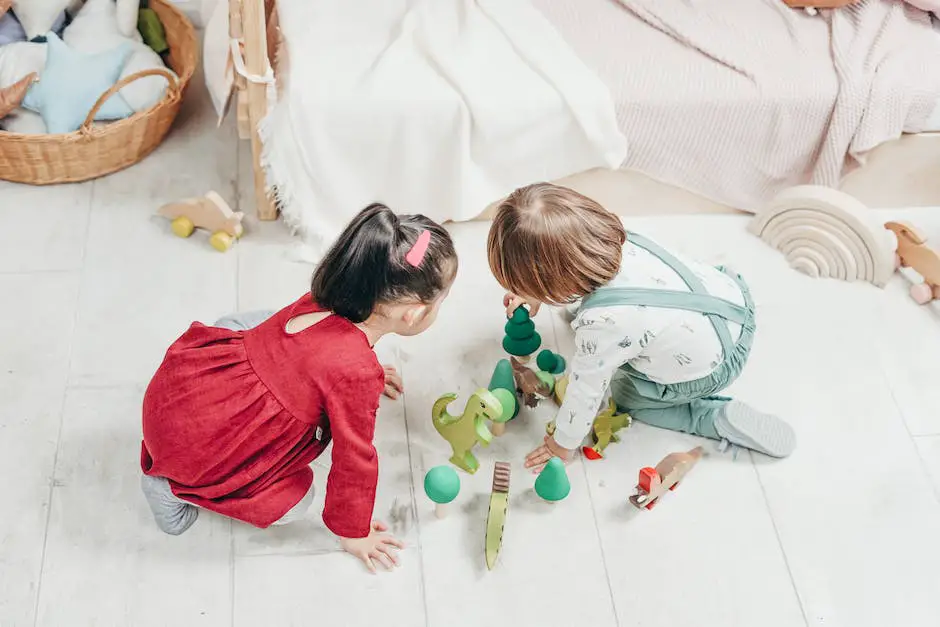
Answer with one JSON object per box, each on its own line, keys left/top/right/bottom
{"left": 311, "top": 203, "right": 457, "bottom": 322}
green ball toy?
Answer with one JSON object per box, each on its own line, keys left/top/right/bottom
{"left": 490, "top": 387, "right": 517, "bottom": 423}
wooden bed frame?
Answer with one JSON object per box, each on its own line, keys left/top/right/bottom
{"left": 229, "top": 0, "right": 940, "bottom": 223}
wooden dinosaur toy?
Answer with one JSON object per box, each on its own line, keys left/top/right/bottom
{"left": 583, "top": 398, "right": 632, "bottom": 460}
{"left": 510, "top": 357, "right": 552, "bottom": 408}
{"left": 157, "top": 191, "right": 244, "bottom": 252}
{"left": 885, "top": 221, "right": 940, "bottom": 304}
{"left": 432, "top": 389, "right": 501, "bottom": 474}
{"left": 630, "top": 446, "right": 704, "bottom": 510}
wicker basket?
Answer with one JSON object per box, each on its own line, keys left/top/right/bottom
{"left": 0, "top": 0, "right": 197, "bottom": 185}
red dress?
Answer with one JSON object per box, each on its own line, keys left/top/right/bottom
{"left": 141, "top": 294, "right": 384, "bottom": 537}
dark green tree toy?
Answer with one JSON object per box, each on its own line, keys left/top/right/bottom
{"left": 502, "top": 307, "right": 541, "bottom": 357}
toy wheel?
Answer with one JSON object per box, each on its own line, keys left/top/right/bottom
{"left": 170, "top": 216, "right": 195, "bottom": 238}
{"left": 668, "top": 482, "right": 679, "bottom": 492}
{"left": 209, "top": 231, "right": 234, "bottom": 252}
{"left": 910, "top": 283, "right": 933, "bottom": 305}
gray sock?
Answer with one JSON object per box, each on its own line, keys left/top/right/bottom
{"left": 714, "top": 400, "right": 796, "bottom": 458}
{"left": 140, "top": 474, "right": 199, "bottom": 535}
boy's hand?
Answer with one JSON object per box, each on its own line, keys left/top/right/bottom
{"left": 339, "top": 520, "right": 405, "bottom": 574}
{"left": 524, "top": 435, "right": 575, "bottom": 473}
{"left": 503, "top": 292, "right": 541, "bottom": 318}
{"left": 382, "top": 365, "right": 403, "bottom": 399}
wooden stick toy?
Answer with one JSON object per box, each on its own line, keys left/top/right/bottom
{"left": 484, "top": 461, "right": 511, "bottom": 570}
{"left": 157, "top": 191, "right": 245, "bottom": 252}
{"left": 885, "top": 221, "right": 940, "bottom": 305}
{"left": 629, "top": 446, "right": 704, "bottom": 510}
{"left": 424, "top": 466, "right": 460, "bottom": 519}
{"left": 432, "top": 389, "right": 500, "bottom": 474}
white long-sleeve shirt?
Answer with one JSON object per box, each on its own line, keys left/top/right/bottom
{"left": 552, "top": 236, "right": 746, "bottom": 450}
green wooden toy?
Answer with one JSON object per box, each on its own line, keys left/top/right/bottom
{"left": 503, "top": 307, "right": 541, "bottom": 357}
{"left": 583, "top": 398, "right": 632, "bottom": 460}
{"left": 424, "top": 466, "right": 460, "bottom": 518}
{"left": 485, "top": 461, "right": 511, "bottom": 570}
{"left": 137, "top": 8, "right": 169, "bottom": 55}
{"left": 432, "top": 389, "right": 500, "bottom": 474}
{"left": 536, "top": 349, "right": 566, "bottom": 375}
{"left": 534, "top": 370, "right": 555, "bottom": 394}
{"left": 488, "top": 358, "right": 520, "bottom": 432}
{"left": 534, "top": 457, "right": 571, "bottom": 502}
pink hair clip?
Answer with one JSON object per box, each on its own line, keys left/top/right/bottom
{"left": 405, "top": 229, "right": 431, "bottom": 267}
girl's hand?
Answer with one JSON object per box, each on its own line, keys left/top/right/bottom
{"left": 339, "top": 520, "right": 405, "bottom": 574}
{"left": 382, "top": 365, "right": 403, "bottom": 399}
{"left": 503, "top": 292, "right": 541, "bottom": 318}
{"left": 524, "top": 435, "right": 575, "bottom": 473}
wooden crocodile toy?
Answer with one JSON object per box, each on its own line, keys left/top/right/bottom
{"left": 432, "top": 389, "right": 501, "bottom": 474}
{"left": 629, "top": 446, "right": 704, "bottom": 510}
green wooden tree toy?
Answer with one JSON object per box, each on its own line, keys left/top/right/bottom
{"left": 487, "top": 359, "right": 518, "bottom": 435}
{"left": 503, "top": 307, "right": 541, "bottom": 359}
{"left": 432, "top": 389, "right": 500, "bottom": 474}
{"left": 536, "top": 349, "right": 566, "bottom": 375}
{"left": 534, "top": 457, "right": 571, "bottom": 503}
{"left": 424, "top": 466, "right": 461, "bottom": 518}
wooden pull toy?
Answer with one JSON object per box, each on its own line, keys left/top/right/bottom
{"left": 885, "top": 221, "right": 940, "bottom": 305}
{"left": 432, "top": 389, "right": 501, "bottom": 474}
{"left": 630, "top": 446, "right": 703, "bottom": 510}
{"left": 485, "top": 461, "right": 511, "bottom": 570}
{"left": 424, "top": 466, "right": 460, "bottom": 519}
{"left": 157, "top": 191, "right": 244, "bottom": 252}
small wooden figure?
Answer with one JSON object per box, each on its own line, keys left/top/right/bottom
{"left": 536, "top": 349, "right": 566, "bottom": 375}
{"left": 503, "top": 307, "right": 541, "bottom": 358}
{"left": 510, "top": 357, "right": 552, "bottom": 409}
{"left": 432, "top": 389, "right": 500, "bottom": 474}
{"left": 485, "top": 461, "right": 511, "bottom": 570}
{"left": 534, "top": 457, "right": 570, "bottom": 503}
{"left": 488, "top": 359, "right": 518, "bottom": 436}
{"left": 885, "top": 221, "right": 940, "bottom": 304}
{"left": 583, "top": 399, "right": 632, "bottom": 460}
{"left": 424, "top": 466, "right": 460, "bottom": 519}
{"left": 157, "top": 191, "right": 245, "bottom": 252}
{"left": 629, "top": 446, "right": 704, "bottom": 510}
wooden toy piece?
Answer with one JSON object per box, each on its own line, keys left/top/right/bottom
{"left": 749, "top": 185, "right": 895, "bottom": 287}
{"left": 583, "top": 398, "right": 632, "bottom": 460}
{"left": 484, "top": 461, "right": 511, "bottom": 570}
{"left": 553, "top": 375, "right": 569, "bottom": 406}
{"left": 157, "top": 191, "right": 245, "bottom": 252}
{"left": 629, "top": 446, "right": 704, "bottom": 510}
{"left": 534, "top": 457, "right": 570, "bottom": 503}
{"left": 536, "top": 349, "right": 566, "bottom": 375}
{"left": 424, "top": 466, "right": 460, "bottom": 519}
{"left": 488, "top": 359, "right": 519, "bottom": 436}
{"left": 885, "top": 221, "right": 940, "bottom": 304}
{"left": 0, "top": 72, "right": 37, "bottom": 119}
{"left": 510, "top": 357, "right": 552, "bottom": 409}
{"left": 503, "top": 306, "right": 541, "bottom": 358}
{"left": 432, "top": 389, "right": 500, "bottom": 474}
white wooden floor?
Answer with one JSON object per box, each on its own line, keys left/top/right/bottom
{"left": 2, "top": 84, "right": 940, "bottom": 627}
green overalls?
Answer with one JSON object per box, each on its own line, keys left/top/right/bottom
{"left": 579, "top": 233, "right": 757, "bottom": 440}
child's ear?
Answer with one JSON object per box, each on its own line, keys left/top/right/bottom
{"left": 402, "top": 304, "right": 429, "bottom": 326}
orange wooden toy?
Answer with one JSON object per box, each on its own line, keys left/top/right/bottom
{"left": 885, "top": 221, "right": 940, "bottom": 305}
{"left": 157, "top": 191, "right": 244, "bottom": 252}
{"left": 629, "top": 447, "right": 703, "bottom": 510}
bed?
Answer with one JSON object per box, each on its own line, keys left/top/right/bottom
{"left": 222, "top": 0, "right": 940, "bottom": 244}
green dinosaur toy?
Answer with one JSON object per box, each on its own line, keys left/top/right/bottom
{"left": 432, "top": 389, "right": 501, "bottom": 473}
{"left": 583, "top": 398, "right": 632, "bottom": 460}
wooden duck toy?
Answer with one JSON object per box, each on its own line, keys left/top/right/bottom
{"left": 630, "top": 446, "right": 704, "bottom": 510}
{"left": 157, "top": 191, "right": 244, "bottom": 252}
{"left": 885, "top": 221, "right": 940, "bottom": 304}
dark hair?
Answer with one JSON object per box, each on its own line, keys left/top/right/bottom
{"left": 311, "top": 203, "right": 458, "bottom": 323}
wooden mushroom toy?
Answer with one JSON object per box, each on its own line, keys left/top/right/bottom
{"left": 424, "top": 465, "right": 460, "bottom": 518}
{"left": 534, "top": 457, "right": 570, "bottom": 503}
{"left": 536, "top": 349, "right": 566, "bottom": 375}
{"left": 157, "top": 191, "right": 244, "bottom": 252}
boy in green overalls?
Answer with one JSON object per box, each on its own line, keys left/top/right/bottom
{"left": 486, "top": 183, "right": 795, "bottom": 471}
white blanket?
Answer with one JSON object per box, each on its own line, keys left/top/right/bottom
{"left": 262, "top": 0, "right": 626, "bottom": 253}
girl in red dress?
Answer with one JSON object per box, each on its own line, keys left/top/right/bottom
{"left": 140, "top": 204, "right": 457, "bottom": 573}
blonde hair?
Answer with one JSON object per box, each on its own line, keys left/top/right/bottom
{"left": 487, "top": 183, "right": 626, "bottom": 305}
